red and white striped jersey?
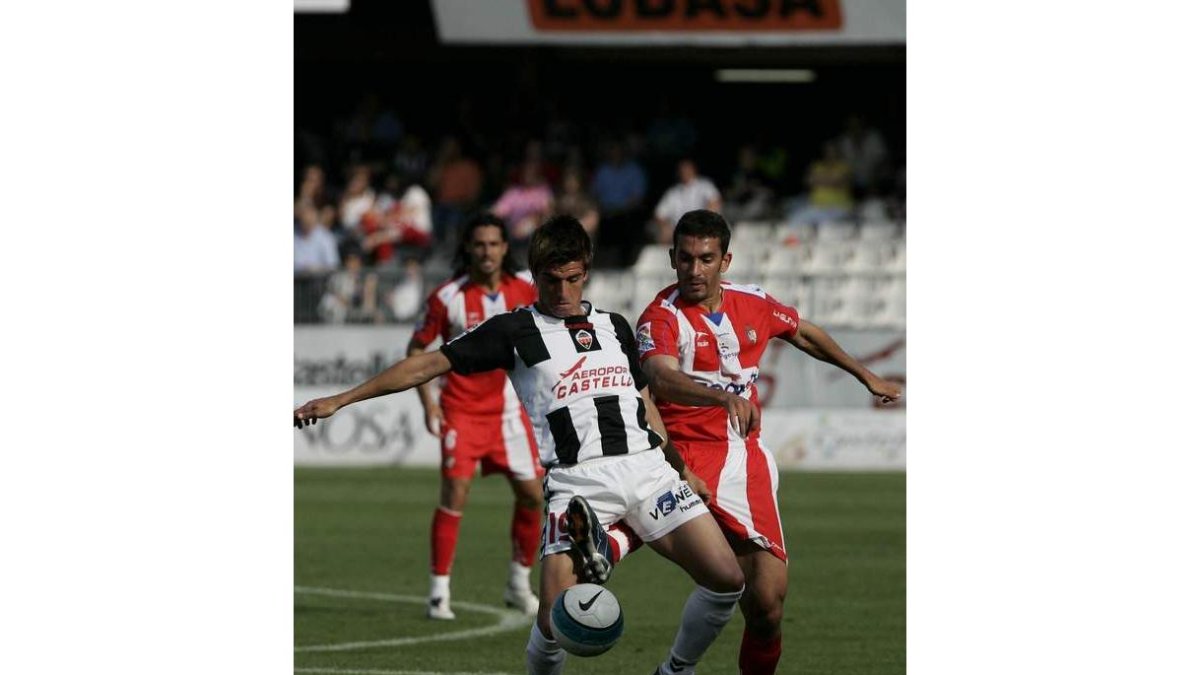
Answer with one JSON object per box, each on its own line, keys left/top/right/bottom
{"left": 636, "top": 281, "right": 800, "bottom": 444}
{"left": 412, "top": 271, "right": 538, "bottom": 415}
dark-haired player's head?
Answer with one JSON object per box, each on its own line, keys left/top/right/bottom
{"left": 670, "top": 209, "right": 733, "bottom": 304}
{"left": 529, "top": 215, "right": 592, "bottom": 318}
{"left": 454, "top": 212, "right": 520, "bottom": 280}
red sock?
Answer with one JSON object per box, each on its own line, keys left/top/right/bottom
{"left": 605, "top": 521, "right": 643, "bottom": 564}
{"left": 430, "top": 507, "right": 462, "bottom": 575}
{"left": 510, "top": 504, "right": 541, "bottom": 567}
{"left": 739, "top": 631, "right": 782, "bottom": 675}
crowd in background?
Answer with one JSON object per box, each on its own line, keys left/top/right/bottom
{"left": 295, "top": 94, "right": 905, "bottom": 324}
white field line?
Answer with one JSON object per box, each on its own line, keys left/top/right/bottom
{"left": 294, "top": 586, "right": 531, "bottom": 653}
{"left": 297, "top": 662, "right": 518, "bottom": 667}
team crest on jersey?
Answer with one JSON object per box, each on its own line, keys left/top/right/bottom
{"left": 746, "top": 327, "right": 758, "bottom": 345}
{"left": 574, "top": 329, "right": 593, "bottom": 350}
{"left": 636, "top": 322, "right": 655, "bottom": 356}
{"left": 695, "top": 331, "right": 711, "bottom": 349}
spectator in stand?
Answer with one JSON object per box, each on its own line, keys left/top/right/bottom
{"left": 836, "top": 114, "right": 890, "bottom": 195}
{"left": 387, "top": 257, "right": 425, "bottom": 322}
{"left": 653, "top": 158, "right": 721, "bottom": 244}
{"left": 295, "top": 164, "right": 332, "bottom": 221}
{"left": 786, "top": 141, "right": 855, "bottom": 227}
{"left": 393, "top": 134, "right": 429, "bottom": 182}
{"left": 555, "top": 167, "right": 599, "bottom": 241}
{"left": 428, "top": 137, "right": 483, "bottom": 248}
{"left": 360, "top": 174, "right": 433, "bottom": 266}
{"left": 492, "top": 159, "right": 554, "bottom": 260}
{"left": 319, "top": 246, "right": 382, "bottom": 324}
{"left": 591, "top": 141, "right": 647, "bottom": 266}
{"left": 591, "top": 141, "right": 646, "bottom": 216}
{"left": 723, "top": 145, "right": 773, "bottom": 223}
{"left": 295, "top": 206, "right": 340, "bottom": 274}
{"left": 510, "top": 139, "right": 562, "bottom": 190}
{"left": 339, "top": 165, "right": 376, "bottom": 232}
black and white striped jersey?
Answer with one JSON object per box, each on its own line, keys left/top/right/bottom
{"left": 441, "top": 301, "right": 664, "bottom": 468}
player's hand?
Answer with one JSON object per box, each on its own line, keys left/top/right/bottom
{"left": 867, "top": 377, "right": 903, "bottom": 405}
{"left": 722, "top": 394, "right": 760, "bottom": 438}
{"left": 294, "top": 396, "right": 342, "bottom": 428}
{"left": 423, "top": 403, "right": 444, "bottom": 436}
{"left": 682, "top": 467, "right": 711, "bottom": 504}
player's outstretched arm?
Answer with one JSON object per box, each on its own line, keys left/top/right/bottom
{"left": 642, "top": 355, "right": 759, "bottom": 437}
{"left": 783, "top": 319, "right": 903, "bottom": 404}
{"left": 294, "top": 350, "right": 453, "bottom": 428}
{"left": 406, "top": 338, "right": 444, "bottom": 436}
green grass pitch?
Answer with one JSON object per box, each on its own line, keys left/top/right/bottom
{"left": 295, "top": 468, "right": 905, "bottom": 674}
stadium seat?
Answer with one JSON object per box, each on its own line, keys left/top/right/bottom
{"left": 815, "top": 221, "right": 859, "bottom": 242}
{"left": 807, "top": 240, "right": 855, "bottom": 274}
{"left": 731, "top": 221, "right": 776, "bottom": 240}
{"left": 848, "top": 241, "right": 892, "bottom": 273}
{"left": 633, "top": 245, "right": 672, "bottom": 275}
{"left": 885, "top": 240, "right": 906, "bottom": 273}
{"left": 586, "top": 272, "right": 636, "bottom": 317}
{"left": 764, "top": 246, "right": 809, "bottom": 278}
{"left": 774, "top": 221, "right": 816, "bottom": 247}
{"left": 810, "top": 277, "right": 858, "bottom": 327}
{"left": 876, "top": 276, "right": 906, "bottom": 327}
{"left": 860, "top": 220, "right": 900, "bottom": 241}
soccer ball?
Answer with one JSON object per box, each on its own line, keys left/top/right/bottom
{"left": 549, "top": 583, "right": 624, "bottom": 657}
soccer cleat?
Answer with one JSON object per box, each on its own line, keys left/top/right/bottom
{"left": 565, "top": 495, "right": 613, "bottom": 585}
{"left": 503, "top": 584, "right": 540, "bottom": 616}
{"left": 426, "top": 596, "right": 456, "bottom": 620}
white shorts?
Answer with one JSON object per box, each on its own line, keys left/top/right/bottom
{"left": 541, "top": 449, "right": 708, "bottom": 558}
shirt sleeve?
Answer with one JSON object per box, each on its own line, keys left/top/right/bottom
{"left": 608, "top": 312, "right": 650, "bottom": 391}
{"left": 440, "top": 314, "right": 516, "bottom": 374}
{"left": 635, "top": 302, "right": 679, "bottom": 362}
{"left": 764, "top": 293, "right": 801, "bottom": 338}
{"left": 411, "top": 291, "right": 447, "bottom": 347}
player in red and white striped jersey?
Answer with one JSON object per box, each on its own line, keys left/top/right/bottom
{"left": 638, "top": 210, "right": 903, "bottom": 675}
{"left": 407, "top": 213, "right": 541, "bottom": 620}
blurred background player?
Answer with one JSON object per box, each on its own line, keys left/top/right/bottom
{"left": 637, "top": 209, "right": 902, "bottom": 675}
{"left": 407, "top": 212, "right": 541, "bottom": 619}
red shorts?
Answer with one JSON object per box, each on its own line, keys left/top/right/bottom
{"left": 676, "top": 434, "right": 787, "bottom": 563}
{"left": 441, "top": 408, "right": 542, "bottom": 482}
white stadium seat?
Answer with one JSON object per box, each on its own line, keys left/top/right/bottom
{"left": 860, "top": 220, "right": 900, "bottom": 241}
{"left": 815, "top": 221, "right": 858, "bottom": 242}
{"left": 633, "top": 244, "right": 672, "bottom": 275}
{"left": 810, "top": 277, "right": 858, "bottom": 327}
{"left": 775, "top": 222, "right": 816, "bottom": 247}
{"left": 807, "top": 241, "right": 855, "bottom": 274}
{"left": 764, "top": 246, "right": 809, "bottom": 277}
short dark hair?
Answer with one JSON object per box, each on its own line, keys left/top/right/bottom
{"left": 528, "top": 215, "right": 592, "bottom": 274}
{"left": 673, "top": 209, "right": 731, "bottom": 254}
{"left": 453, "top": 211, "right": 521, "bottom": 277}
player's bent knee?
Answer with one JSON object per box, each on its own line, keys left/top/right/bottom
{"left": 713, "top": 565, "right": 746, "bottom": 593}
{"left": 744, "top": 599, "right": 784, "bottom": 636}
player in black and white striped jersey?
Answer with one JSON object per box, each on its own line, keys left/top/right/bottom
{"left": 295, "top": 216, "right": 747, "bottom": 675}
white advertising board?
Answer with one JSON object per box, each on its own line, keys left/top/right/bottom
{"left": 759, "top": 408, "right": 905, "bottom": 470}
{"left": 294, "top": 325, "right": 905, "bottom": 468}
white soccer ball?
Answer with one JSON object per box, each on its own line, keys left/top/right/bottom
{"left": 549, "top": 583, "right": 624, "bottom": 657}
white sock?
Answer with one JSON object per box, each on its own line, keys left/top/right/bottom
{"left": 525, "top": 622, "right": 566, "bottom": 675}
{"left": 659, "top": 585, "right": 744, "bottom": 674}
{"left": 509, "top": 561, "right": 533, "bottom": 591}
{"left": 429, "top": 574, "right": 451, "bottom": 600}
